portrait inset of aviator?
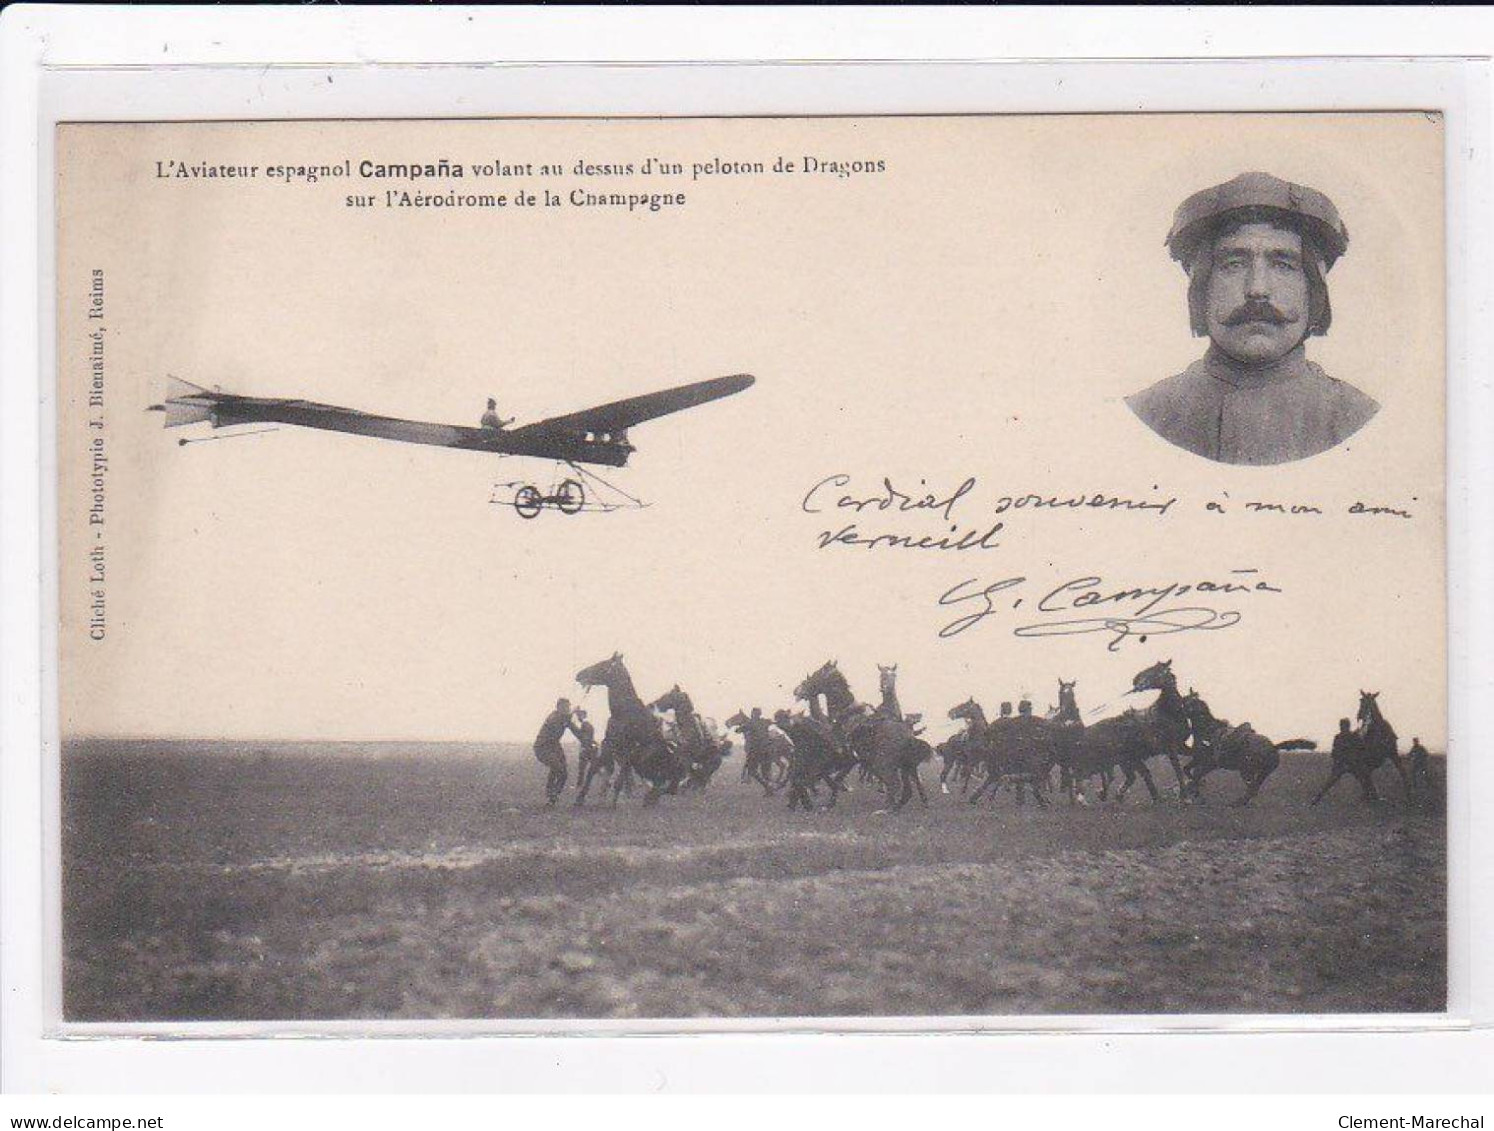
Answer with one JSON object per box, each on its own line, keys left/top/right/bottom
{"left": 1127, "top": 172, "right": 1380, "bottom": 465}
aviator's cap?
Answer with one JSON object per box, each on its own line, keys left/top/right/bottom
{"left": 1166, "top": 172, "right": 1349, "bottom": 271}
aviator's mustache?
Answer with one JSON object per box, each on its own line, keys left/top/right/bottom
{"left": 1221, "top": 300, "right": 1294, "bottom": 326}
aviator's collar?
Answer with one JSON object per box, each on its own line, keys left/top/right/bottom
{"left": 1203, "top": 342, "right": 1311, "bottom": 391}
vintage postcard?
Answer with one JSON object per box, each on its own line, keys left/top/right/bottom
{"left": 55, "top": 113, "right": 1446, "bottom": 1025}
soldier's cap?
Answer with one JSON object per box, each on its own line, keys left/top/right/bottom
{"left": 1166, "top": 172, "right": 1349, "bottom": 271}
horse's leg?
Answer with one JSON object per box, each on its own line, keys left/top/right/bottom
{"left": 1358, "top": 769, "right": 1382, "bottom": 803}
{"left": 756, "top": 764, "right": 775, "bottom": 797}
{"left": 610, "top": 756, "right": 631, "bottom": 806}
{"left": 1186, "top": 763, "right": 1214, "bottom": 803}
{"left": 895, "top": 765, "right": 913, "bottom": 810}
{"left": 1166, "top": 750, "right": 1187, "bottom": 795}
{"left": 881, "top": 769, "right": 904, "bottom": 812}
{"left": 1233, "top": 772, "right": 1266, "bottom": 807}
{"left": 1388, "top": 751, "right": 1412, "bottom": 802}
{"left": 910, "top": 765, "right": 928, "bottom": 807}
{"left": 1309, "top": 767, "right": 1344, "bottom": 806}
{"left": 1135, "top": 760, "right": 1162, "bottom": 802}
{"left": 1114, "top": 763, "right": 1137, "bottom": 802}
{"left": 831, "top": 760, "right": 856, "bottom": 793}
{"left": 969, "top": 765, "right": 995, "bottom": 804}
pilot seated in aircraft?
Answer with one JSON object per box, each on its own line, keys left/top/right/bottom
{"left": 480, "top": 398, "right": 515, "bottom": 431}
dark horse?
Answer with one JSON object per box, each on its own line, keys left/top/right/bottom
{"left": 1179, "top": 689, "right": 1315, "bottom": 806}
{"left": 726, "top": 709, "right": 791, "bottom": 796}
{"left": 795, "top": 660, "right": 931, "bottom": 811}
{"left": 1310, "top": 690, "right": 1409, "bottom": 805}
{"left": 1041, "top": 678, "right": 1106, "bottom": 803}
{"left": 949, "top": 698, "right": 1055, "bottom": 806}
{"left": 574, "top": 653, "right": 691, "bottom": 806}
{"left": 772, "top": 708, "right": 858, "bottom": 811}
{"left": 1059, "top": 660, "right": 1191, "bottom": 804}
{"left": 650, "top": 684, "right": 727, "bottom": 792}
{"left": 936, "top": 727, "right": 977, "bottom": 795}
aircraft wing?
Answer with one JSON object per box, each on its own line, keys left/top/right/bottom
{"left": 507, "top": 373, "right": 755, "bottom": 439}
{"left": 150, "top": 377, "right": 497, "bottom": 449}
{"left": 151, "top": 372, "right": 755, "bottom": 468}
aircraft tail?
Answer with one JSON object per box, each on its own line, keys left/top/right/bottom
{"left": 147, "top": 376, "right": 217, "bottom": 427}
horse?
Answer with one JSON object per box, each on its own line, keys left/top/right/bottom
{"left": 936, "top": 727, "right": 976, "bottom": 794}
{"left": 726, "top": 709, "right": 792, "bottom": 795}
{"left": 773, "top": 708, "right": 854, "bottom": 811}
{"left": 795, "top": 660, "right": 930, "bottom": 811}
{"left": 876, "top": 662, "right": 931, "bottom": 783}
{"left": 649, "top": 684, "right": 727, "bottom": 792}
{"left": 573, "top": 653, "right": 691, "bottom": 806}
{"left": 1039, "top": 678, "right": 1104, "bottom": 803}
{"left": 1310, "top": 691, "right": 1410, "bottom": 805}
{"left": 949, "top": 698, "right": 1056, "bottom": 806}
{"left": 1058, "top": 660, "right": 1191, "bottom": 804}
{"left": 876, "top": 663, "right": 925, "bottom": 730}
{"left": 1178, "top": 689, "right": 1315, "bottom": 806}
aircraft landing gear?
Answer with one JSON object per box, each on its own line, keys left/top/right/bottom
{"left": 512, "top": 477, "right": 585, "bottom": 519}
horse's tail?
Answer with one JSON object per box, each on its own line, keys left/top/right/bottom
{"left": 1274, "top": 739, "right": 1316, "bottom": 752}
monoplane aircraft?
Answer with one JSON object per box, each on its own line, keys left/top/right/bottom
{"left": 149, "top": 372, "right": 755, "bottom": 516}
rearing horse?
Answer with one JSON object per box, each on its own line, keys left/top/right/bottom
{"left": 1311, "top": 690, "right": 1409, "bottom": 805}
{"left": 1117, "top": 659, "right": 1192, "bottom": 800}
{"left": 574, "top": 653, "right": 690, "bottom": 806}
{"left": 795, "top": 660, "right": 929, "bottom": 810}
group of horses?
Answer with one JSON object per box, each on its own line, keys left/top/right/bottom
{"left": 566, "top": 651, "right": 1415, "bottom": 811}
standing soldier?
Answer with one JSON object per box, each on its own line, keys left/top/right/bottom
{"left": 1408, "top": 737, "right": 1431, "bottom": 795}
{"left": 533, "top": 697, "right": 581, "bottom": 806}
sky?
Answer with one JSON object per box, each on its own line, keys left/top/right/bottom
{"left": 56, "top": 114, "right": 1447, "bottom": 748}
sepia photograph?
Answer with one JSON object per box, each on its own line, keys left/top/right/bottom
{"left": 1126, "top": 171, "right": 1380, "bottom": 465}
{"left": 53, "top": 112, "right": 1447, "bottom": 1026}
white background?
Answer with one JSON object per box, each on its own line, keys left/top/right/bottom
{"left": 3, "top": 5, "right": 1492, "bottom": 1103}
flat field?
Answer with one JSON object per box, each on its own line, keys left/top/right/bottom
{"left": 62, "top": 740, "right": 1445, "bottom": 1021}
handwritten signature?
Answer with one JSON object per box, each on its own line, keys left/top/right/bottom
{"left": 936, "top": 570, "right": 1281, "bottom": 650}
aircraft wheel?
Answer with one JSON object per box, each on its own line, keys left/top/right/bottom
{"left": 514, "top": 485, "right": 544, "bottom": 519}
{"left": 556, "top": 478, "right": 585, "bottom": 515}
